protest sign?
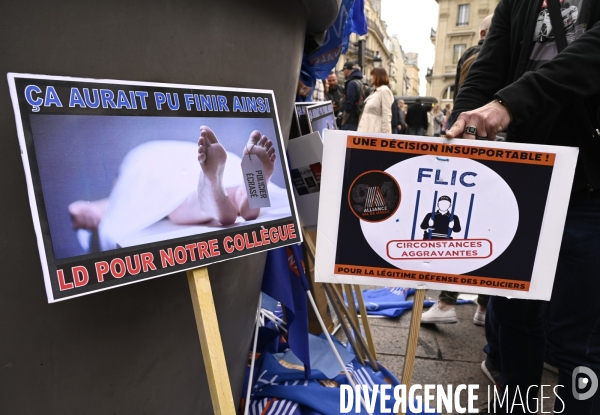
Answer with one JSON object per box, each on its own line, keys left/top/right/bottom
{"left": 8, "top": 73, "right": 301, "bottom": 302}
{"left": 315, "top": 131, "right": 578, "bottom": 300}
{"left": 287, "top": 132, "right": 324, "bottom": 227}
{"left": 294, "top": 102, "right": 314, "bottom": 136}
{"left": 307, "top": 101, "right": 337, "bottom": 138}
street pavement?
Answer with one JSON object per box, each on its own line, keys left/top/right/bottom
{"left": 336, "top": 289, "right": 559, "bottom": 414}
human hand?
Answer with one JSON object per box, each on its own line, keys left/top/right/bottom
{"left": 449, "top": 220, "right": 454, "bottom": 229}
{"left": 428, "top": 218, "right": 434, "bottom": 227}
{"left": 446, "top": 100, "right": 512, "bottom": 141}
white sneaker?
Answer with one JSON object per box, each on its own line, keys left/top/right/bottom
{"left": 473, "top": 310, "right": 486, "bottom": 326}
{"left": 421, "top": 302, "right": 457, "bottom": 324}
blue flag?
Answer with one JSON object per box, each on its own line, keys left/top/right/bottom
{"left": 296, "top": 0, "right": 368, "bottom": 101}
{"left": 350, "top": 0, "right": 368, "bottom": 38}
{"left": 262, "top": 245, "right": 311, "bottom": 375}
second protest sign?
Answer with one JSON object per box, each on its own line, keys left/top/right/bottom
{"left": 315, "top": 131, "right": 578, "bottom": 300}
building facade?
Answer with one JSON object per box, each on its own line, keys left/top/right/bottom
{"left": 405, "top": 52, "right": 420, "bottom": 97}
{"left": 426, "top": 0, "right": 498, "bottom": 107}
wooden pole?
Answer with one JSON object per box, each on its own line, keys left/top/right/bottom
{"left": 398, "top": 288, "right": 426, "bottom": 415}
{"left": 354, "top": 285, "right": 377, "bottom": 361}
{"left": 323, "top": 283, "right": 367, "bottom": 366}
{"left": 187, "top": 267, "right": 236, "bottom": 415}
{"left": 326, "top": 284, "right": 379, "bottom": 371}
{"left": 301, "top": 226, "right": 379, "bottom": 370}
{"left": 343, "top": 284, "right": 360, "bottom": 329}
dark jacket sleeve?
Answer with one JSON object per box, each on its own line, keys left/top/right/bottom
{"left": 451, "top": 0, "right": 513, "bottom": 124}
{"left": 391, "top": 100, "right": 399, "bottom": 127}
{"left": 344, "top": 80, "right": 358, "bottom": 113}
{"left": 496, "top": 19, "right": 600, "bottom": 126}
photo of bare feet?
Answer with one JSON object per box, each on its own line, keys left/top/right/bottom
{"left": 31, "top": 115, "right": 293, "bottom": 259}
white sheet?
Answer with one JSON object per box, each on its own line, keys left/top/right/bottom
{"left": 97, "top": 140, "right": 290, "bottom": 251}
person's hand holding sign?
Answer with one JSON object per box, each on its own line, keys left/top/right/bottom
{"left": 446, "top": 100, "right": 512, "bottom": 141}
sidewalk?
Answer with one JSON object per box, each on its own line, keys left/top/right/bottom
{"left": 336, "top": 289, "right": 559, "bottom": 414}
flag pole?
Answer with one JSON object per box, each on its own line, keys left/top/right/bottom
{"left": 243, "top": 292, "right": 262, "bottom": 415}
{"left": 307, "top": 290, "right": 374, "bottom": 415}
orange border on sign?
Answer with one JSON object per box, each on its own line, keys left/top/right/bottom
{"left": 347, "top": 170, "right": 402, "bottom": 223}
{"left": 334, "top": 263, "right": 530, "bottom": 292}
{"left": 347, "top": 136, "right": 556, "bottom": 166}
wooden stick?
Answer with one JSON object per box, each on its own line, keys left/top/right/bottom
{"left": 398, "top": 288, "right": 426, "bottom": 415}
{"left": 187, "top": 267, "right": 236, "bottom": 415}
{"left": 326, "top": 284, "right": 379, "bottom": 371}
{"left": 323, "top": 283, "right": 367, "bottom": 366}
{"left": 301, "top": 227, "right": 379, "bottom": 369}
{"left": 303, "top": 228, "right": 318, "bottom": 255}
{"left": 354, "top": 285, "right": 377, "bottom": 361}
{"left": 244, "top": 292, "right": 262, "bottom": 415}
{"left": 306, "top": 290, "right": 374, "bottom": 415}
{"left": 341, "top": 284, "right": 366, "bottom": 362}
{"left": 343, "top": 284, "right": 361, "bottom": 336}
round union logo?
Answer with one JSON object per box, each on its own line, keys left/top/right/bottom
{"left": 348, "top": 171, "right": 401, "bottom": 222}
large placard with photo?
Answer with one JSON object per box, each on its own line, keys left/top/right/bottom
{"left": 315, "top": 131, "right": 578, "bottom": 300}
{"left": 8, "top": 73, "right": 301, "bottom": 302}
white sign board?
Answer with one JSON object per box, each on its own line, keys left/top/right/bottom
{"left": 315, "top": 131, "right": 578, "bottom": 300}
{"left": 287, "top": 132, "right": 324, "bottom": 227}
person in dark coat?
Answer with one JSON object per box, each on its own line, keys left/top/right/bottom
{"left": 340, "top": 61, "right": 364, "bottom": 131}
{"left": 405, "top": 98, "right": 428, "bottom": 136}
{"left": 447, "top": 1, "right": 600, "bottom": 412}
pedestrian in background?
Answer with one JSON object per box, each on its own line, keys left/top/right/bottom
{"left": 405, "top": 98, "right": 428, "bottom": 136}
{"left": 397, "top": 99, "right": 407, "bottom": 134}
{"left": 432, "top": 104, "right": 445, "bottom": 137}
{"left": 357, "top": 67, "right": 394, "bottom": 134}
{"left": 340, "top": 61, "right": 364, "bottom": 131}
{"left": 391, "top": 99, "right": 402, "bottom": 134}
{"left": 425, "top": 105, "right": 434, "bottom": 136}
{"left": 442, "top": 103, "right": 451, "bottom": 116}
{"left": 327, "top": 72, "right": 345, "bottom": 127}
{"left": 311, "top": 79, "right": 326, "bottom": 102}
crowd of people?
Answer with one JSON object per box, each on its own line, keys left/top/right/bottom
{"left": 313, "top": 62, "right": 454, "bottom": 138}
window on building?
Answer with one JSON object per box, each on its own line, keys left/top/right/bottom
{"left": 442, "top": 85, "right": 455, "bottom": 101}
{"left": 457, "top": 4, "right": 470, "bottom": 26}
{"left": 453, "top": 44, "right": 467, "bottom": 64}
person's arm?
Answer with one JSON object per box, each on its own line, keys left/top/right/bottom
{"left": 381, "top": 90, "right": 394, "bottom": 134}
